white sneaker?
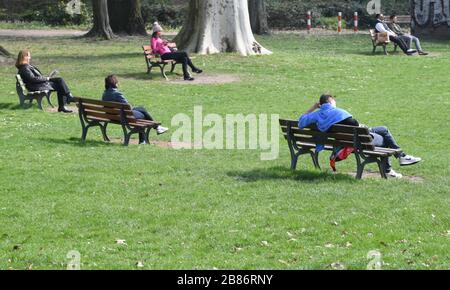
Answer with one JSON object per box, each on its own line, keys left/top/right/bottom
{"left": 139, "top": 141, "right": 146, "bottom": 145}
{"left": 399, "top": 155, "right": 422, "bottom": 166}
{"left": 156, "top": 126, "right": 169, "bottom": 135}
{"left": 386, "top": 169, "right": 403, "bottom": 179}
{"left": 407, "top": 49, "right": 417, "bottom": 53}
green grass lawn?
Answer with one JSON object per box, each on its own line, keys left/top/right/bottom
{"left": 0, "top": 32, "right": 449, "bottom": 270}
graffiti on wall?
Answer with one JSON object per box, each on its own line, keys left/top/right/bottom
{"left": 414, "top": 0, "right": 450, "bottom": 27}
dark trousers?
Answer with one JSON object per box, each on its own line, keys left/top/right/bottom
{"left": 369, "top": 126, "right": 404, "bottom": 171}
{"left": 48, "top": 77, "right": 70, "bottom": 109}
{"left": 132, "top": 107, "right": 154, "bottom": 143}
{"left": 389, "top": 36, "right": 410, "bottom": 54}
{"left": 161, "top": 52, "right": 197, "bottom": 78}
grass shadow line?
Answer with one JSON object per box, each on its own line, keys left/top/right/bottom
{"left": 0, "top": 102, "right": 31, "bottom": 110}
{"left": 227, "top": 166, "right": 357, "bottom": 183}
{"left": 37, "top": 136, "right": 121, "bottom": 148}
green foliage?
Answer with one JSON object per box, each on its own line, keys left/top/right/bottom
{"left": 317, "top": 16, "right": 347, "bottom": 30}
{"left": 0, "top": 33, "right": 449, "bottom": 269}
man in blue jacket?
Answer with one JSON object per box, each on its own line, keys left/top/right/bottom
{"left": 298, "top": 94, "right": 421, "bottom": 178}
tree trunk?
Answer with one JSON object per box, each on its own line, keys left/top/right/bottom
{"left": 108, "top": 0, "right": 147, "bottom": 35}
{"left": 0, "top": 45, "right": 11, "bottom": 57}
{"left": 174, "top": 0, "right": 272, "bottom": 56}
{"left": 86, "top": 0, "right": 115, "bottom": 40}
{"left": 249, "top": 0, "right": 270, "bottom": 35}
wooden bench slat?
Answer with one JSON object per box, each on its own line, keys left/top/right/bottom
{"left": 279, "top": 119, "right": 370, "bottom": 135}
{"left": 74, "top": 97, "right": 131, "bottom": 109}
{"left": 82, "top": 104, "right": 133, "bottom": 115}
{"left": 281, "top": 127, "right": 373, "bottom": 143}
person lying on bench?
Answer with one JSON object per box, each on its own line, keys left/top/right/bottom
{"left": 298, "top": 94, "right": 422, "bottom": 178}
{"left": 102, "top": 75, "right": 168, "bottom": 144}
{"left": 388, "top": 15, "right": 428, "bottom": 56}
{"left": 151, "top": 22, "right": 202, "bottom": 81}
{"left": 375, "top": 14, "right": 416, "bottom": 56}
{"left": 15, "top": 49, "right": 76, "bottom": 113}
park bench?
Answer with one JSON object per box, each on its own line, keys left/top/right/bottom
{"left": 384, "top": 15, "right": 412, "bottom": 25}
{"left": 15, "top": 74, "right": 54, "bottom": 109}
{"left": 279, "top": 119, "right": 403, "bottom": 179}
{"left": 369, "top": 29, "right": 398, "bottom": 55}
{"left": 142, "top": 45, "right": 179, "bottom": 80}
{"left": 74, "top": 97, "right": 160, "bottom": 146}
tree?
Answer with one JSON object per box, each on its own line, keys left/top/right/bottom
{"left": 108, "top": 0, "right": 147, "bottom": 35}
{"left": 248, "top": 0, "right": 270, "bottom": 35}
{"left": 86, "top": 0, "right": 115, "bottom": 40}
{"left": 174, "top": 0, "right": 271, "bottom": 56}
{"left": 0, "top": 46, "right": 11, "bottom": 57}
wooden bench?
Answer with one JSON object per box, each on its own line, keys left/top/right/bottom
{"left": 15, "top": 74, "right": 54, "bottom": 110}
{"left": 279, "top": 119, "right": 403, "bottom": 179}
{"left": 369, "top": 29, "right": 398, "bottom": 55}
{"left": 142, "top": 45, "right": 179, "bottom": 80}
{"left": 384, "top": 15, "right": 411, "bottom": 25}
{"left": 74, "top": 97, "right": 160, "bottom": 146}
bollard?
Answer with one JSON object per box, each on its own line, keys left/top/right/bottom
{"left": 338, "top": 12, "right": 342, "bottom": 33}
{"left": 354, "top": 12, "right": 359, "bottom": 32}
{"left": 307, "top": 11, "right": 312, "bottom": 33}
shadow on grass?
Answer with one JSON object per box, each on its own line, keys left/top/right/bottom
{"left": 119, "top": 71, "right": 181, "bottom": 81}
{"left": 40, "top": 52, "right": 140, "bottom": 63}
{"left": 227, "top": 166, "right": 356, "bottom": 183}
{"left": 0, "top": 102, "right": 29, "bottom": 110}
{"left": 38, "top": 137, "right": 121, "bottom": 147}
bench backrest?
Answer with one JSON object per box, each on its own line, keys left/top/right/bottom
{"left": 15, "top": 74, "right": 28, "bottom": 96}
{"left": 75, "top": 97, "right": 137, "bottom": 124}
{"left": 142, "top": 45, "right": 162, "bottom": 62}
{"left": 384, "top": 15, "right": 411, "bottom": 24}
{"left": 279, "top": 119, "right": 375, "bottom": 151}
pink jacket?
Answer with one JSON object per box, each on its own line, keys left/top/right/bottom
{"left": 151, "top": 37, "right": 171, "bottom": 55}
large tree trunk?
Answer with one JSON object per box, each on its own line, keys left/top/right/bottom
{"left": 174, "top": 0, "right": 272, "bottom": 56}
{"left": 108, "top": 0, "right": 147, "bottom": 35}
{"left": 249, "top": 0, "right": 270, "bottom": 35}
{"left": 86, "top": 0, "right": 115, "bottom": 40}
{"left": 0, "top": 46, "right": 11, "bottom": 57}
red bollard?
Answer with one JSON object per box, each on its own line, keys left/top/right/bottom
{"left": 307, "top": 11, "right": 312, "bottom": 33}
{"left": 354, "top": 12, "right": 359, "bottom": 32}
{"left": 338, "top": 12, "right": 342, "bottom": 33}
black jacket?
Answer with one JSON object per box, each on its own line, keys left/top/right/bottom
{"left": 17, "top": 64, "right": 53, "bottom": 91}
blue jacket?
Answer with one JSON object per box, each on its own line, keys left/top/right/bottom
{"left": 102, "top": 88, "right": 129, "bottom": 104}
{"left": 298, "top": 103, "right": 352, "bottom": 132}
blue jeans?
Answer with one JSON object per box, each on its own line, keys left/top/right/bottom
{"left": 132, "top": 107, "right": 154, "bottom": 143}
{"left": 369, "top": 126, "right": 402, "bottom": 171}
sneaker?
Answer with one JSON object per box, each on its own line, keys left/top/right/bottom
{"left": 399, "top": 155, "right": 422, "bottom": 166}
{"left": 139, "top": 141, "right": 146, "bottom": 145}
{"left": 184, "top": 77, "right": 195, "bottom": 81}
{"left": 386, "top": 169, "right": 403, "bottom": 179}
{"left": 418, "top": 51, "right": 429, "bottom": 55}
{"left": 406, "top": 49, "right": 417, "bottom": 54}
{"left": 156, "top": 126, "right": 169, "bottom": 135}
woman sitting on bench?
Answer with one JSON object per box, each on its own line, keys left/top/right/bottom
{"left": 151, "top": 22, "right": 202, "bottom": 81}
{"left": 298, "top": 94, "right": 422, "bottom": 178}
{"left": 15, "top": 49, "right": 76, "bottom": 113}
{"left": 102, "top": 75, "right": 168, "bottom": 144}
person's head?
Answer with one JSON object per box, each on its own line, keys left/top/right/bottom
{"left": 15, "top": 49, "right": 31, "bottom": 68}
{"left": 152, "top": 21, "right": 163, "bottom": 38}
{"left": 319, "top": 94, "right": 336, "bottom": 107}
{"left": 390, "top": 15, "right": 398, "bottom": 23}
{"left": 105, "top": 75, "right": 119, "bottom": 90}
{"left": 376, "top": 14, "right": 384, "bottom": 21}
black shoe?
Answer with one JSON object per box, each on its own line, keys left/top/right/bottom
{"left": 58, "top": 107, "right": 73, "bottom": 113}
{"left": 418, "top": 51, "right": 429, "bottom": 55}
{"left": 66, "top": 95, "right": 76, "bottom": 104}
{"left": 193, "top": 69, "right": 203, "bottom": 74}
{"left": 184, "top": 77, "right": 195, "bottom": 81}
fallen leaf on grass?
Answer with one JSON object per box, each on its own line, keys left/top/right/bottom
{"left": 136, "top": 261, "right": 144, "bottom": 268}
{"left": 324, "top": 243, "right": 335, "bottom": 248}
{"left": 261, "top": 241, "right": 269, "bottom": 247}
{"left": 329, "top": 262, "right": 346, "bottom": 270}
{"left": 116, "top": 239, "right": 127, "bottom": 245}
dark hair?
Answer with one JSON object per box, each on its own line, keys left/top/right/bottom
{"left": 390, "top": 14, "right": 396, "bottom": 20}
{"left": 375, "top": 14, "right": 381, "bottom": 19}
{"left": 151, "top": 31, "right": 158, "bottom": 38}
{"left": 105, "top": 75, "right": 118, "bottom": 90}
{"left": 319, "top": 94, "right": 334, "bottom": 105}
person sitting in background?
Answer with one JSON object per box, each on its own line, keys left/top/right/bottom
{"left": 374, "top": 14, "right": 416, "bottom": 56}
{"left": 102, "top": 75, "right": 168, "bottom": 144}
{"left": 16, "top": 49, "right": 76, "bottom": 113}
{"left": 298, "top": 94, "right": 422, "bottom": 178}
{"left": 388, "top": 15, "right": 428, "bottom": 55}
{"left": 151, "top": 22, "right": 202, "bottom": 81}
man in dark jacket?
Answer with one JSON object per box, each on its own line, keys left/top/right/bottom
{"left": 16, "top": 49, "right": 75, "bottom": 113}
{"left": 102, "top": 75, "right": 168, "bottom": 144}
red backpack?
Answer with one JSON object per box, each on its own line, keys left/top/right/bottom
{"left": 329, "top": 147, "right": 354, "bottom": 171}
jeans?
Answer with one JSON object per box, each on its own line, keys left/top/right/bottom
{"left": 161, "top": 51, "right": 197, "bottom": 78}
{"left": 132, "top": 107, "right": 154, "bottom": 143}
{"left": 403, "top": 35, "right": 423, "bottom": 52}
{"left": 48, "top": 77, "right": 70, "bottom": 109}
{"left": 369, "top": 126, "right": 403, "bottom": 172}
{"left": 389, "top": 36, "right": 410, "bottom": 54}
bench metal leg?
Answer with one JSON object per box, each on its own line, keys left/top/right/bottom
{"left": 377, "top": 157, "right": 388, "bottom": 179}
{"left": 100, "top": 123, "right": 110, "bottom": 142}
{"left": 311, "top": 151, "right": 321, "bottom": 170}
{"left": 373, "top": 45, "right": 377, "bottom": 54}
{"left": 46, "top": 92, "right": 54, "bottom": 108}
{"left": 144, "top": 127, "right": 152, "bottom": 144}
{"left": 160, "top": 64, "right": 169, "bottom": 80}
{"left": 170, "top": 62, "right": 176, "bottom": 73}
{"left": 383, "top": 45, "right": 388, "bottom": 55}
{"left": 290, "top": 153, "right": 299, "bottom": 170}
{"left": 36, "top": 95, "right": 44, "bottom": 110}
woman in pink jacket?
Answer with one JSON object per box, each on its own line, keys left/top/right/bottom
{"left": 151, "top": 23, "right": 202, "bottom": 81}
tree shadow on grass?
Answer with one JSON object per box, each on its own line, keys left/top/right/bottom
{"left": 0, "top": 102, "right": 29, "bottom": 110}
{"left": 227, "top": 166, "right": 357, "bottom": 183}
{"left": 38, "top": 137, "right": 121, "bottom": 148}
{"left": 119, "top": 71, "right": 181, "bottom": 81}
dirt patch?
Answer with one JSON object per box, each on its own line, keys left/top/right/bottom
{"left": 45, "top": 105, "right": 78, "bottom": 113}
{"left": 0, "top": 29, "right": 87, "bottom": 37}
{"left": 347, "top": 169, "right": 424, "bottom": 183}
{"left": 169, "top": 73, "right": 241, "bottom": 85}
